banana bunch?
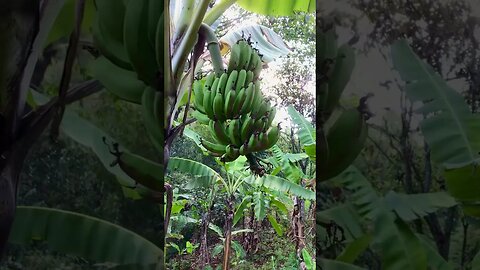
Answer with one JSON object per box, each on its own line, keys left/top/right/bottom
{"left": 92, "top": 0, "right": 163, "bottom": 152}
{"left": 192, "top": 39, "right": 279, "bottom": 162}
{"left": 318, "top": 28, "right": 368, "bottom": 182}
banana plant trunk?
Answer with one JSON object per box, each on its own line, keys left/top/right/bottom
{"left": 292, "top": 196, "right": 306, "bottom": 257}
{"left": 199, "top": 211, "right": 211, "bottom": 267}
{"left": 222, "top": 194, "right": 235, "bottom": 270}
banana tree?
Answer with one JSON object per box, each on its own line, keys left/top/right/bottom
{"left": 9, "top": 206, "right": 163, "bottom": 269}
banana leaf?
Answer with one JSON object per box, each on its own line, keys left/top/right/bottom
{"left": 318, "top": 259, "right": 366, "bottom": 270}
{"left": 237, "top": 0, "right": 315, "bottom": 16}
{"left": 383, "top": 191, "right": 457, "bottom": 221}
{"left": 287, "top": 105, "right": 315, "bottom": 147}
{"left": 245, "top": 174, "right": 315, "bottom": 200}
{"left": 9, "top": 206, "right": 162, "bottom": 268}
{"left": 391, "top": 40, "right": 480, "bottom": 169}
{"left": 167, "top": 157, "right": 222, "bottom": 188}
{"left": 336, "top": 234, "right": 372, "bottom": 264}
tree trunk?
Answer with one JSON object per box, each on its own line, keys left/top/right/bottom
{"left": 222, "top": 194, "right": 235, "bottom": 270}
{"left": 292, "top": 196, "right": 305, "bottom": 258}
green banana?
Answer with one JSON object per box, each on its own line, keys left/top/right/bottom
{"left": 216, "top": 72, "right": 229, "bottom": 95}
{"left": 117, "top": 151, "right": 163, "bottom": 191}
{"left": 228, "top": 119, "right": 242, "bottom": 147}
{"left": 141, "top": 86, "right": 163, "bottom": 153}
{"left": 245, "top": 71, "right": 254, "bottom": 87}
{"left": 228, "top": 42, "right": 242, "bottom": 73}
{"left": 239, "top": 144, "right": 248, "bottom": 155}
{"left": 213, "top": 92, "right": 226, "bottom": 121}
{"left": 211, "top": 120, "right": 231, "bottom": 145}
{"left": 320, "top": 108, "right": 367, "bottom": 181}
{"left": 240, "top": 116, "right": 255, "bottom": 142}
{"left": 225, "top": 70, "right": 238, "bottom": 96}
{"left": 91, "top": 56, "right": 145, "bottom": 104}
{"left": 192, "top": 110, "right": 210, "bottom": 124}
{"left": 200, "top": 138, "right": 227, "bottom": 155}
{"left": 235, "top": 69, "right": 247, "bottom": 92}
{"left": 92, "top": 0, "right": 131, "bottom": 70}
{"left": 247, "top": 50, "right": 258, "bottom": 72}
{"left": 203, "top": 73, "right": 216, "bottom": 92}
{"left": 224, "top": 90, "right": 236, "bottom": 119}
{"left": 250, "top": 81, "right": 262, "bottom": 114}
{"left": 203, "top": 90, "right": 214, "bottom": 120}
{"left": 232, "top": 87, "right": 246, "bottom": 117}
{"left": 252, "top": 117, "right": 265, "bottom": 134}
{"left": 193, "top": 80, "right": 205, "bottom": 113}
{"left": 239, "top": 82, "right": 255, "bottom": 114}
{"left": 123, "top": 0, "right": 158, "bottom": 86}
{"left": 265, "top": 107, "right": 276, "bottom": 128}
{"left": 265, "top": 124, "right": 280, "bottom": 149}
{"left": 323, "top": 45, "right": 355, "bottom": 121}
{"left": 252, "top": 55, "right": 263, "bottom": 80}
{"left": 238, "top": 41, "right": 251, "bottom": 71}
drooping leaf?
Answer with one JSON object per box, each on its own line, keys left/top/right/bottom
{"left": 245, "top": 175, "right": 315, "bottom": 200}
{"left": 288, "top": 105, "right": 315, "bottom": 146}
{"left": 301, "top": 248, "right": 315, "bottom": 270}
{"left": 336, "top": 234, "right": 372, "bottom": 264}
{"left": 374, "top": 210, "right": 427, "bottom": 270}
{"left": 383, "top": 191, "right": 457, "bottom": 221}
{"left": 167, "top": 157, "right": 222, "bottom": 188}
{"left": 318, "top": 259, "right": 366, "bottom": 270}
{"left": 253, "top": 191, "right": 267, "bottom": 221}
{"left": 231, "top": 240, "right": 246, "bottom": 259}
{"left": 391, "top": 40, "right": 480, "bottom": 169}
{"left": 182, "top": 127, "right": 206, "bottom": 151}
{"left": 267, "top": 214, "right": 284, "bottom": 236}
{"left": 303, "top": 144, "right": 316, "bottom": 161}
{"left": 417, "top": 234, "right": 456, "bottom": 270}
{"left": 334, "top": 167, "right": 379, "bottom": 219}
{"left": 9, "top": 207, "right": 162, "bottom": 267}
{"left": 237, "top": 0, "right": 315, "bottom": 16}
{"left": 233, "top": 195, "right": 252, "bottom": 226}
{"left": 317, "top": 203, "right": 364, "bottom": 241}
{"left": 284, "top": 153, "right": 309, "bottom": 163}
{"left": 219, "top": 24, "right": 291, "bottom": 63}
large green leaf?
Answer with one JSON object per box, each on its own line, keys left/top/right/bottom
{"left": 237, "top": 0, "right": 315, "bottom": 16}
{"left": 317, "top": 204, "right": 364, "bottom": 241}
{"left": 317, "top": 259, "right": 366, "bottom": 270}
{"left": 219, "top": 24, "right": 291, "bottom": 63}
{"left": 374, "top": 211, "right": 427, "bottom": 270}
{"left": 267, "top": 214, "right": 284, "bottom": 236}
{"left": 167, "top": 157, "right": 222, "bottom": 188}
{"left": 334, "top": 167, "right": 379, "bottom": 219}
{"left": 336, "top": 234, "right": 372, "bottom": 264}
{"left": 287, "top": 105, "right": 315, "bottom": 146}
{"left": 444, "top": 165, "right": 480, "bottom": 217}
{"left": 9, "top": 207, "right": 162, "bottom": 268}
{"left": 233, "top": 195, "right": 252, "bottom": 226}
{"left": 391, "top": 40, "right": 480, "bottom": 169}
{"left": 383, "top": 191, "right": 457, "bottom": 221}
{"left": 417, "top": 234, "right": 455, "bottom": 270}
{"left": 253, "top": 191, "right": 267, "bottom": 221}
{"left": 245, "top": 175, "right": 315, "bottom": 200}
